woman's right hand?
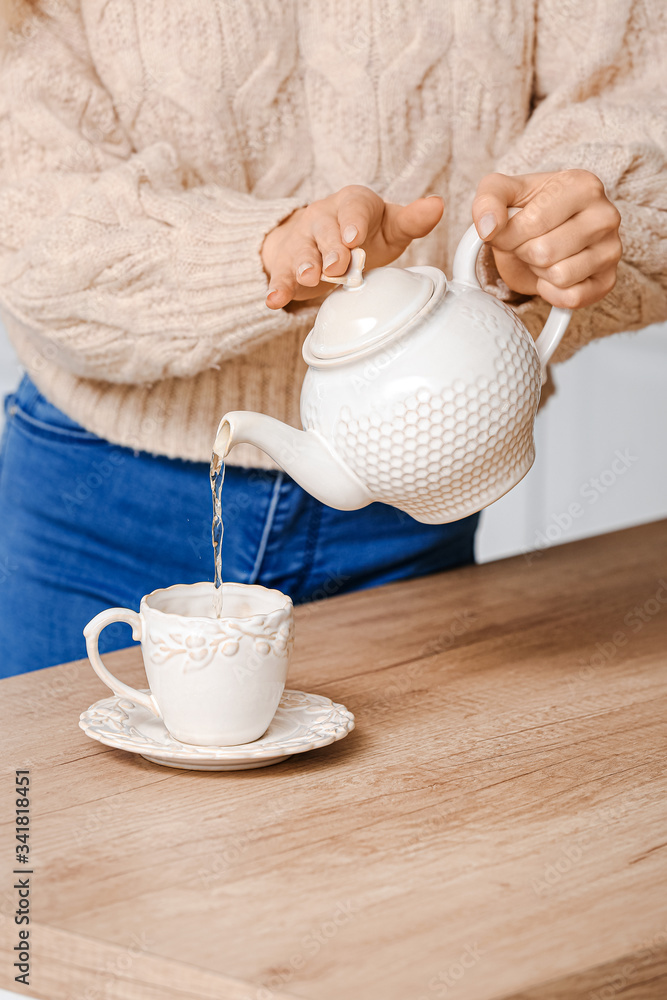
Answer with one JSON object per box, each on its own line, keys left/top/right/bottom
{"left": 261, "top": 185, "right": 444, "bottom": 309}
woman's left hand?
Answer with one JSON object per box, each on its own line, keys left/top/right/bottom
{"left": 472, "top": 170, "right": 622, "bottom": 309}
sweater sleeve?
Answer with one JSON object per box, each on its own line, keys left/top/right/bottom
{"left": 0, "top": 8, "right": 304, "bottom": 384}
{"left": 478, "top": 0, "right": 667, "bottom": 364}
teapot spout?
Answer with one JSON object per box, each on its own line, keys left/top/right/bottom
{"left": 214, "top": 411, "right": 372, "bottom": 511}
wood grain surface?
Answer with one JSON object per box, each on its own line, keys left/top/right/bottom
{"left": 1, "top": 520, "right": 666, "bottom": 1000}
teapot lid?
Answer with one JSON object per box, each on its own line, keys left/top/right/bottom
{"left": 303, "top": 257, "right": 441, "bottom": 365}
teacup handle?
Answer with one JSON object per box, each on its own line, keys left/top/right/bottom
{"left": 452, "top": 206, "right": 571, "bottom": 375}
{"left": 83, "top": 608, "right": 160, "bottom": 717}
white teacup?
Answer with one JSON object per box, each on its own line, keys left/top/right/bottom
{"left": 83, "top": 582, "right": 294, "bottom": 746}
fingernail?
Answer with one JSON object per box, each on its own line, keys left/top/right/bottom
{"left": 267, "top": 288, "right": 278, "bottom": 298}
{"left": 322, "top": 251, "right": 339, "bottom": 272}
{"left": 297, "top": 262, "right": 314, "bottom": 279}
{"left": 343, "top": 225, "right": 358, "bottom": 244}
{"left": 478, "top": 213, "right": 496, "bottom": 239}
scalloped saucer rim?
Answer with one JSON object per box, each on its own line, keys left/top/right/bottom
{"left": 79, "top": 688, "right": 355, "bottom": 771}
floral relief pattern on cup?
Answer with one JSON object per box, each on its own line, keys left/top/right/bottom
{"left": 147, "top": 613, "right": 294, "bottom": 670}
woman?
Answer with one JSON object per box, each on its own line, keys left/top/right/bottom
{"left": 0, "top": 1, "right": 663, "bottom": 676}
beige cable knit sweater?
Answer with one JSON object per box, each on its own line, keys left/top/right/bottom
{"left": 0, "top": 0, "right": 665, "bottom": 467}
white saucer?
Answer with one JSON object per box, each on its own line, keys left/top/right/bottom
{"left": 79, "top": 689, "right": 355, "bottom": 770}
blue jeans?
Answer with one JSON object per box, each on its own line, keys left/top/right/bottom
{"left": 0, "top": 376, "right": 479, "bottom": 676}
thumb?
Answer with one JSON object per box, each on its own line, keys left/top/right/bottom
{"left": 386, "top": 195, "right": 444, "bottom": 244}
{"left": 472, "top": 172, "right": 529, "bottom": 241}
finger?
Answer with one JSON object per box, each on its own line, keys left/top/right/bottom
{"left": 528, "top": 233, "right": 623, "bottom": 288}
{"left": 291, "top": 236, "right": 324, "bottom": 287}
{"left": 265, "top": 269, "right": 297, "bottom": 309}
{"left": 311, "top": 215, "right": 350, "bottom": 277}
{"left": 383, "top": 196, "right": 444, "bottom": 246}
{"left": 472, "top": 172, "right": 533, "bottom": 241}
{"left": 337, "top": 186, "right": 383, "bottom": 247}
{"left": 473, "top": 170, "right": 606, "bottom": 244}
{"left": 509, "top": 213, "right": 605, "bottom": 271}
{"left": 488, "top": 171, "right": 607, "bottom": 252}
{"left": 535, "top": 264, "right": 618, "bottom": 310}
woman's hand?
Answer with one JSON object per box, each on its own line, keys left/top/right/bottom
{"left": 262, "top": 185, "right": 443, "bottom": 309}
{"left": 472, "top": 170, "right": 622, "bottom": 309}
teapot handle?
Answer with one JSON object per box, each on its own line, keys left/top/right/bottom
{"left": 452, "top": 206, "right": 571, "bottom": 375}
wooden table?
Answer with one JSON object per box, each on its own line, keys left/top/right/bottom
{"left": 1, "top": 520, "right": 667, "bottom": 1000}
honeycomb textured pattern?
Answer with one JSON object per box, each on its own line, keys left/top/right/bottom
{"left": 321, "top": 312, "right": 541, "bottom": 523}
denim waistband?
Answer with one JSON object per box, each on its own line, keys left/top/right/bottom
{"left": 6, "top": 374, "right": 98, "bottom": 439}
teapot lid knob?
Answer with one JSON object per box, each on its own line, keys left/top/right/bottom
{"left": 320, "top": 247, "right": 366, "bottom": 288}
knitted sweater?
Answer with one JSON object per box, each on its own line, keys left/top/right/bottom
{"left": 0, "top": 0, "right": 665, "bottom": 467}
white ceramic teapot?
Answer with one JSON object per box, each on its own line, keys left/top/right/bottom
{"left": 215, "top": 214, "right": 571, "bottom": 524}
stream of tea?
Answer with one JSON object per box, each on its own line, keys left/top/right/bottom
{"left": 209, "top": 450, "right": 225, "bottom": 617}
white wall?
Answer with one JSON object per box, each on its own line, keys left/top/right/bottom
{"left": 1, "top": 320, "right": 665, "bottom": 561}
